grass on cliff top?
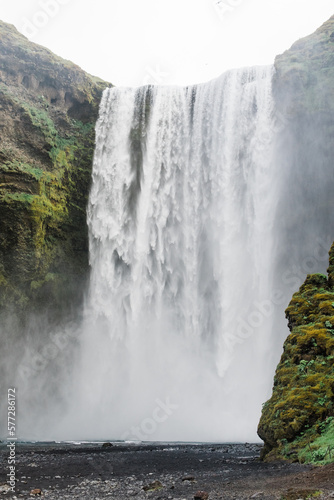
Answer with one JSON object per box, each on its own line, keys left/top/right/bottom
{"left": 0, "top": 20, "right": 85, "bottom": 74}
{"left": 276, "top": 16, "right": 334, "bottom": 71}
{"left": 274, "top": 16, "right": 334, "bottom": 113}
{"left": 0, "top": 20, "right": 111, "bottom": 96}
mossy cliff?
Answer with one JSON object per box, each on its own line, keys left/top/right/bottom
{"left": 258, "top": 250, "right": 334, "bottom": 463}
{"left": 273, "top": 15, "right": 334, "bottom": 115}
{"left": 0, "top": 20, "right": 110, "bottom": 318}
{"left": 258, "top": 15, "right": 334, "bottom": 464}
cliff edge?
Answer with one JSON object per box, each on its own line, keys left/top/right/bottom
{"left": 0, "top": 20, "right": 110, "bottom": 318}
{"left": 258, "top": 15, "right": 334, "bottom": 462}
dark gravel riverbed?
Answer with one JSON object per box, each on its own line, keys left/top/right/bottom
{"left": 0, "top": 442, "right": 333, "bottom": 499}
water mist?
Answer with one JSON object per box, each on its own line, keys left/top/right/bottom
{"left": 61, "top": 66, "right": 279, "bottom": 442}
{"left": 2, "top": 64, "right": 333, "bottom": 443}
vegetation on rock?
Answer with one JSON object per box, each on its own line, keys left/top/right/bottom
{"left": 274, "top": 15, "right": 334, "bottom": 115}
{"left": 258, "top": 15, "right": 334, "bottom": 465}
{"left": 0, "top": 20, "right": 110, "bottom": 318}
{"left": 1, "top": 15, "right": 334, "bottom": 462}
{"left": 258, "top": 244, "right": 334, "bottom": 463}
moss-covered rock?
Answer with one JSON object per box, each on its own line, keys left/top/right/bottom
{"left": 258, "top": 249, "right": 334, "bottom": 463}
{"left": 0, "top": 20, "right": 111, "bottom": 319}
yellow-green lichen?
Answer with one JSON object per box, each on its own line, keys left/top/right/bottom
{"left": 258, "top": 253, "right": 334, "bottom": 463}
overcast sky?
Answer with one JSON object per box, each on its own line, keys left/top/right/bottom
{"left": 0, "top": 0, "right": 333, "bottom": 87}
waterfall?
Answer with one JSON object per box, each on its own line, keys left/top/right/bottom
{"left": 3, "top": 63, "right": 334, "bottom": 443}
{"left": 72, "top": 65, "right": 279, "bottom": 442}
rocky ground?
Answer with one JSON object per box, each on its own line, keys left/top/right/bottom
{"left": 0, "top": 442, "right": 333, "bottom": 499}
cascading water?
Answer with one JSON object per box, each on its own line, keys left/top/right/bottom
{"left": 2, "top": 63, "right": 333, "bottom": 442}
{"left": 68, "top": 65, "right": 280, "bottom": 442}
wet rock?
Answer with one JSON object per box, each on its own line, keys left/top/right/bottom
{"left": 194, "top": 491, "right": 209, "bottom": 500}
{"left": 142, "top": 480, "right": 163, "bottom": 492}
{"left": 102, "top": 442, "right": 113, "bottom": 448}
{"left": 0, "top": 485, "right": 11, "bottom": 493}
{"left": 30, "top": 489, "right": 42, "bottom": 496}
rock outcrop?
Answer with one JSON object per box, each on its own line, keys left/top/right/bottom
{"left": 0, "top": 20, "right": 110, "bottom": 318}
{"left": 258, "top": 15, "right": 334, "bottom": 464}
{"left": 273, "top": 15, "right": 334, "bottom": 115}
{"left": 258, "top": 249, "right": 334, "bottom": 463}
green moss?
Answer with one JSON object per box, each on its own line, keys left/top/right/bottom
{"left": 1, "top": 192, "right": 35, "bottom": 204}
{"left": 258, "top": 247, "right": 334, "bottom": 463}
{"left": 288, "top": 418, "right": 334, "bottom": 465}
{"left": 0, "top": 19, "right": 109, "bottom": 316}
{"left": 328, "top": 242, "right": 334, "bottom": 286}
{"left": 0, "top": 23, "right": 109, "bottom": 317}
{"left": 21, "top": 103, "right": 58, "bottom": 145}
{"left": 1, "top": 159, "right": 44, "bottom": 180}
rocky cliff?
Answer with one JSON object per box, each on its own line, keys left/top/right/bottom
{"left": 258, "top": 251, "right": 334, "bottom": 463}
{"left": 273, "top": 15, "right": 334, "bottom": 114}
{"left": 1, "top": 16, "right": 334, "bottom": 462}
{"left": 258, "top": 15, "right": 334, "bottom": 463}
{"left": 0, "top": 20, "right": 110, "bottom": 319}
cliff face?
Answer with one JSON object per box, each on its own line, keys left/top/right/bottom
{"left": 1, "top": 16, "right": 334, "bottom": 459}
{"left": 258, "top": 15, "right": 334, "bottom": 463}
{"left": 272, "top": 15, "right": 334, "bottom": 270}
{"left": 273, "top": 15, "right": 334, "bottom": 115}
{"left": 258, "top": 257, "right": 334, "bottom": 463}
{"left": 0, "top": 20, "right": 110, "bottom": 318}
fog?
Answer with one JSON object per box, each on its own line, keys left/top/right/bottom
{"left": 1, "top": 58, "right": 334, "bottom": 442}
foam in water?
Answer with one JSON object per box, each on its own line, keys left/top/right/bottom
{"left": 2, "top": 53, "right": 334, "bottom": 443}
{"left": 63, "top": 65, "right": 278, "bottom": 442}
{"left": 8, "top": 64, "right": 333, "bottom": 442}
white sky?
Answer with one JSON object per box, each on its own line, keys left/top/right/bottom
{"left": 0, "top": 0, "right": 333, "bottom": 87}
